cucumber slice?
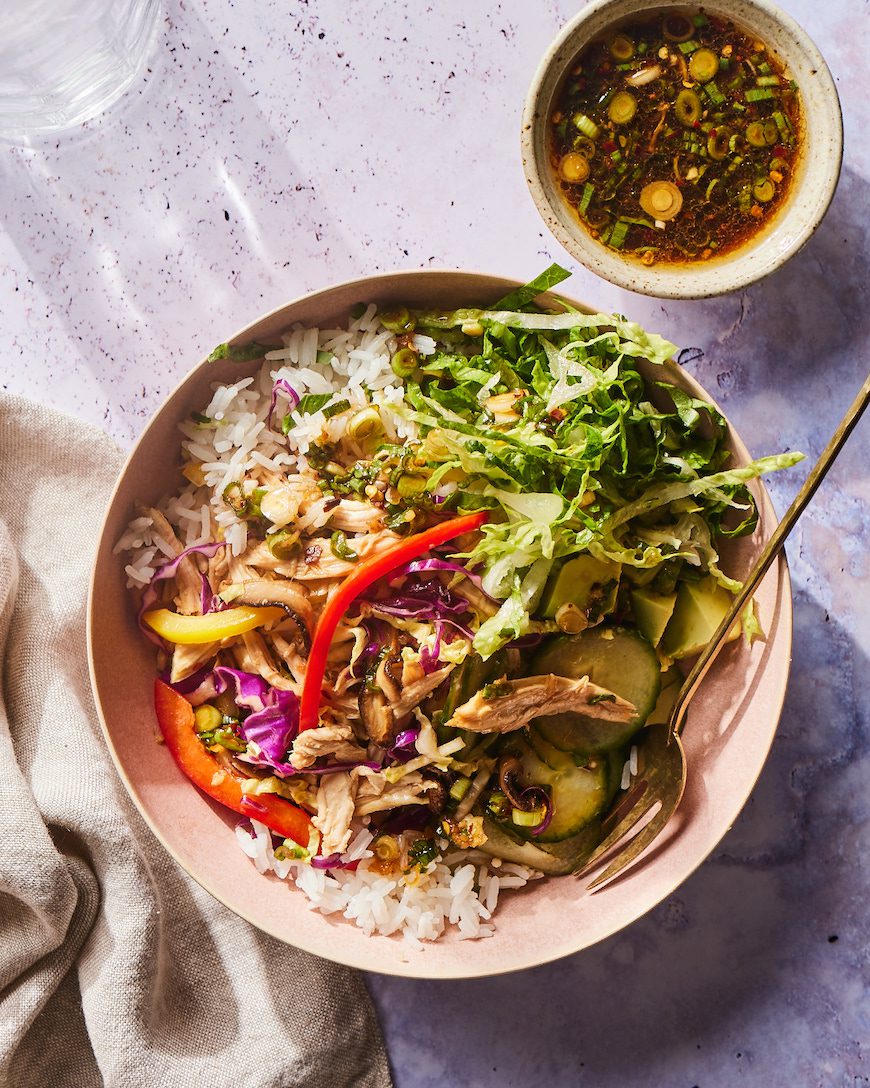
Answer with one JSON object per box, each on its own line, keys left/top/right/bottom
{"left": 528, "top": 727, "right": 581, "bottom": 770}
{"left": 515, "top": 740, "right": 609, "bottom": 842}
{"left": 605, "top": 745, "right": 628, "bottom": 802}
{"left": 531, "top": 627, "right": 661, "bottom": 754}
{"left": 479, "top": 817, "right": 604, "bottom": 875}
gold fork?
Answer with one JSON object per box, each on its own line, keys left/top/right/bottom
{"left": 579, "top": 372, "right": 870, "bottom": 890}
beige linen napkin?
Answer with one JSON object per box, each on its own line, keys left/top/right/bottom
{"left": 0, "top": 394, "right": 392, "bottom": 1088}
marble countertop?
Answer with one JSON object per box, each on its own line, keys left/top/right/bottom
{"left": 2, "top": 1, "right": 866, "bottom": 1083}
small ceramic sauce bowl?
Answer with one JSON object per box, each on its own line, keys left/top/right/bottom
{"left": 521, "top": 0, "right": 842, "bottom": 298}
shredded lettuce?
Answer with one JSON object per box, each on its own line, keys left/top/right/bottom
{"left": 304, "top": 268, "right": 803, "bottom": 658}
{"left": 473, "top": 585, "right": 529, "bottom": 658}
{"left": 491, "top": 264, "right": 572, "bottom": 310}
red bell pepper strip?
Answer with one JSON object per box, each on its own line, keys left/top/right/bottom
{"left": 298, "top": 510, "right": 489, "bottom": 731}
{"left": 154, "top": 679, "right": 313, "bottom": 846}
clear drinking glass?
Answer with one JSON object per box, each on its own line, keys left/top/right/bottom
{"left": 0, "top": 0, "right": 161, "bottom": 140}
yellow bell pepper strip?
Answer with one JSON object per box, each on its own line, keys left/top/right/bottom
{"left": 142, "top": 605, "right": 285, "bottom": 645}
{"left": 298, "top": 511, "right": 489, "bottom": 731}
{"left": 154, "top": 679, "right": 313, "bottom": 846}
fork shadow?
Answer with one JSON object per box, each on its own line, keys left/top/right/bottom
{"left": 368, "top": 593, "right": 867, "bottom": 1085}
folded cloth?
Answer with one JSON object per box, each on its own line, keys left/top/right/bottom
{"left": 0, "top": 395, "right": 392, "bottom": 1088}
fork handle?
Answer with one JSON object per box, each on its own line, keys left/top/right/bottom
{"left": 669, "top": 371, "right": 870, "bottom": 736}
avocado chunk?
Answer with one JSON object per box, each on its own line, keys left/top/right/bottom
{"left": 540, "top": 555, "right": 621, "bottom": 622}
{"left": 660, "top": 576, "right": 741, "bottom": 660}
{"left": 631, "top": 587, "right": 677, "bottom": 647}
{"left": 645, "top": 666, "right": 681, "bottom": 725}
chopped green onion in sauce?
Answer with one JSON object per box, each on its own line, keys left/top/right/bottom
{"left": 549, "top": 10, "right": 801, "bottom": 263}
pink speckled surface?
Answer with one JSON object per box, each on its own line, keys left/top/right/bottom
{"left": 4, "top": 1, "right": 868, "bottom": 1084}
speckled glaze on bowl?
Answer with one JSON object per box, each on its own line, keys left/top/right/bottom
{"left": 87, "top": 271, "right": 793, "bottom": 978}
{"left": 521, "top": 0, "right": 842, "bottom": 299}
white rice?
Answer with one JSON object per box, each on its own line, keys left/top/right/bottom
{"left": 114, "top": 310, "right": 420, "bottom": 587}
{"left": 237, "top": 820, "right": 541, "bottom": 948}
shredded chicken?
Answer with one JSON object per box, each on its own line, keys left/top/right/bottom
{"left": 170, "top": 640, "right": 220, "bottom": 683}
{"left": 354, "top": 773, "right": 435, "bottom": 817}
{"left": 454, "top": 580, "right": 499, "bottom": 618}
{"left": 289, "top": 725, "right": 368, "bottom": 770}
{"left": 265, "top": 631, "right": 308, "bottom": 686}
{"left": 146, "top": 507, "right": 200, "bottom": 614}
{"left": 446, "top": 673, "right": 636, "bottom": 734}
{"left": 312, "top": 772, "right": 358, "bottom": 855}
{"left": 233, "top": 630, "right": 296, "bottom": 692}
{"left": 393, "top": 664, "right": 454, "bottom": 717}
{"left": 272, "top": 529, "right": 404, "bottom": 581}
{"left": 207, "top": 548, "right": 229, "bottom": 595}
{"left": 325, "top": 499, "right": 385, "bottom": 534}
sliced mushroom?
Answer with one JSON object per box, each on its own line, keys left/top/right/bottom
{"left": 375, "top": 650, "right": 403, "bottom": 705}
{"left": 358, "top": 686, "right": 398, "bottom": 748}
{"left": 498, "top": 753, "right": 526, "bottom": 809}
{"left": 232, "top": 578, "right": 312, "bottom": 652}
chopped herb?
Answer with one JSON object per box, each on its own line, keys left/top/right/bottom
{"left": 207, "top": 341, "right": 272, "bottom": 362}
{"left": 296, "top": 393, "right": 333, "bottom": 415}
{"left": 405, "top": 838, "right": 439, "bottom": 871}
{"left": 330, "top": 530, "right": 359, "bottom": 562}
{"left": 322, "top": 398, "right": 351, "bottom": 419}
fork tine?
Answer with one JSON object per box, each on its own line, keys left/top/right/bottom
{"left": 575, "top": 779, "right": 655, "bottom": 875}
{"left": 586, "top": 798, "right": 675, "bottom": 890}
{"left": 580, "top": 727, "right": 688, "bottom": 887}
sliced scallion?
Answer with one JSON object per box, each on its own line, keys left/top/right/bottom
{"left": 772, "top": 110, "right": 790, "bottom": 141}
{"left": 609, "top": 219, "right": 630, "bottom": 249}
{"left": 449, "top": 776, "right": 472, "bottom": 803}
{"left": 573, "top": 112, "right": 600, "bottom": 140}
{"left": 753, "top": 177, "right": 775, "bottom": 203}
{"left": 745, "top": 87, "right": 775, "bottom": 102}
{"left": 559, "top": 152, "right": 591, "bottom": 183}
{"left": 608, "top": 91, "right": 637, "bottom": 124}
{"left": 746, "top": 121, "right": 767, "bottom": 147}
{"left": 689, "top": 48, "right": 719, "bottom": 83}
{"left": 608, "top": 33, "right": 635, "bottom": 61}
{"left": 330, "top": 530, "right": 359, "bottom": 562}
{"left": 511, "top": 806, "right": 548, "bottom": 828}
{"left": 578, "top": 181, "right": 595, "bottom": 214}
{"left": 756, "top": 75, "right": 781, "bottom": 87}
{"left": 322, "top": 398, "right": 350, "bottom": 419}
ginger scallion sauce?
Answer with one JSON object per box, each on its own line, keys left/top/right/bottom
{"left": 550, "top": 11, "right": 802, "bottom": 264}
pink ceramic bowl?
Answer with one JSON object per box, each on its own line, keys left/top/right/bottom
{"left": 87, "top": 270, "right": 792, "bottom": 978}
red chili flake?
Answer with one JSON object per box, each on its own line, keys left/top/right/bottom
{"left": 709, "top": 128, "right": 717, "bottom": 137}
{"left": 692, "top": 120, "right": 701, "bottom": 130}
{"left": 602, "top": 139, "right": 617, "bottom": 153}
{"left": 773, "top": 145, "right": 790, "bottom": 159}
{"left": 549, "top": 408, "right": 567, "bottom": 422}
